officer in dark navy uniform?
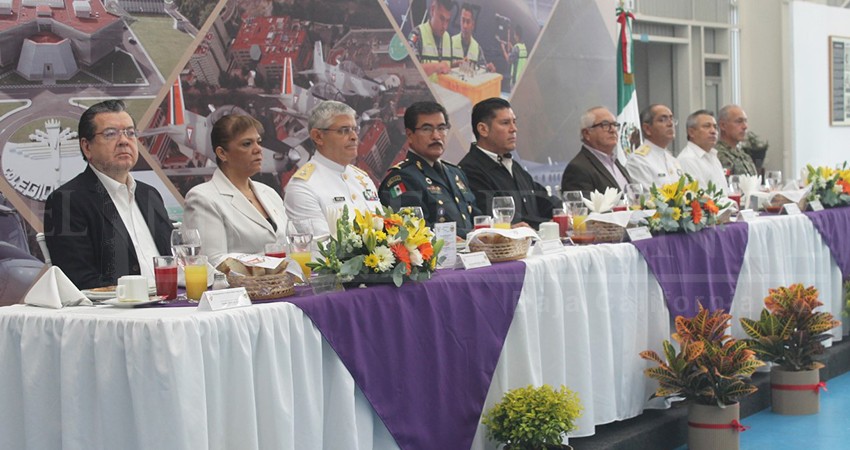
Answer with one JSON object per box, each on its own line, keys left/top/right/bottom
{"left": 379, "top": 101, "right": 480, "bottom": 238}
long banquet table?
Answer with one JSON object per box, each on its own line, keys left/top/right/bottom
{"left": 1, "top": 211, "right": 847, "bottom": 450}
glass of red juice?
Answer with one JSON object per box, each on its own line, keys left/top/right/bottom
{"left": 473, "top": 215, "right": 492, "bottom": 230}
{"left": 551, "top": 208, "right": 570, "bottom": 237}
{"left": 265, "top": 241, "right": 288, "bottom": 258}
{"left": 728, "top": 193, "right": 742, "bottom": 208}
{"left": 152, "top": 256, "right": 178, "bottom": 300}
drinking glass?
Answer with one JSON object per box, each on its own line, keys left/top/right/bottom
{"left": 473, "top": 215, "right": 492, "bottom": 230}
{"left": 624, "top": 183, "right": 645, "bottom": 209}
{"left": 569, "top": 206, "right": 594, "bottom": 244}
{"left": 551, "top": 208, "right": 570, "bottom": 237}
{"left": 181, "top": 254, "right": 208, "bottom": 303}
{"left": 287, "top": 219, "right": 314, "bottom": 284}
{"left": 264, "top": 241, "right": 288, "bottom": 259}
{"left": 727, "top": 176, "right": 742, "bottom": 208}
{"left": 491, "top": 196, "right": 515, "bottom": 229}
{"left": 152, "top": 256, "right": 178, "bottom": 301}
{"left": 766, "top": 171, "right": 782, "bottom": 191}
{"left": 562, "top": 190, "right": 584, "bottom": 204}
{"left": 409, "top": 206, "right": 425, "bottom": 219}
{"left": 171, "top": 228, "right": 201, "bottom": 259}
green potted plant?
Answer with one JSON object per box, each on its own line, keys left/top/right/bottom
{"left": 740, "top": 284, "right": 841, "bottom": 415}
{"left": 640, "top": 304, "right": 764, "bottom": 450}
{"left": 740, "top": 131, "right": 769, "bottom": 170}
{"left": 481, "top": 384, "right": 583, "bottom": 450}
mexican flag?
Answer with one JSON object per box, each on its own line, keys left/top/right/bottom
{"left": 390, "top": 183, "right": 407, "bottom": 198}
{"left": 616, "top": 5, "right": 641, "bottom": 161}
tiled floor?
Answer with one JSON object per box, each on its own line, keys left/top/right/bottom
{"left": 677, "top": 371, "right": 850, "bottom": 449}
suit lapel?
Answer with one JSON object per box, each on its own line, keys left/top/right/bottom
{"left": 213, "top": 170, "right": 274, "bottom": 233}
{"left": 85, "top": 168, "right": 133, "bottom": 251}
{"left": 581, "top": 147, "right": 619, "bottom": 189}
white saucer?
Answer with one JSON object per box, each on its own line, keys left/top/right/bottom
{"left": 101, "top": 296, "right": 166, "bottom": 308}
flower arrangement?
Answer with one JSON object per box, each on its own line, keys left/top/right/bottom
{"left": 640, "top": 175, "right": 729, "bottom": 233}
{"left": 309, "top": 206, "right": 444, "bottom": 287}
{"left": 805, "top": 162, "right": 850, "bottom": 208}
{"left": 740, "top": 284, "right": 841, "bottom": 371}
{"left": 482, "top": 384, "right": 583, "bottom": 449}
{"left": 640, "top": 304, "right": 764, "bottom": 407}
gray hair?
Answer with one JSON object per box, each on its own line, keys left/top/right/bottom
{"left": 579, "top": 106, "right": 607, "bottom": 138}
{"left": 686, "top": 109, "right": 714, "bottom": 129}
{"left": 639, "top": 104, "right": 665, "bottom": 125}
{"left": 717, "top": 104, "right": 739, "bottom": 122}
{"left": 308, "top": 100, "right": 356, "bottom": 132}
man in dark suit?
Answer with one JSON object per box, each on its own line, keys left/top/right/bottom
{"left": 379, "top": 101, "right": 480, "bottom": 237}
{"left": 561, "top": 106, "right": 633, "bottom": 197}
{"left": 458, "top": 97, "right": 554, "bottom": 228}
{"left": 43, "top": 100, "right": 172, "bottom": 289}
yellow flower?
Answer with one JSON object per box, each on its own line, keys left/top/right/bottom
{"left": 838, "top": 169, "right": 850, "bottom": 183}
{"left": 819, "top": 167, "right": 835, "bottom": 179}
{"left": 659, "top": 183, "right": 680, "bottom": 203}
{"left": 375, "top": 230, "right": 387, "bottom": 242}
{"left": 671, "top": 207, "right": 681, "bottom": 221}
{"left": 685, "top": 179, "right": 700, "bottom": 194}
{"left": 405, "top": 221, "right": 432, "bottom": 247}
{"left": 354, "top": 209, "right": 372, "bottom": 232}
{"left": 386, "top": 225, "right": 399, "bottom": 236}
{"left": 364, "top": 253, "right": 379, "bottom": 269}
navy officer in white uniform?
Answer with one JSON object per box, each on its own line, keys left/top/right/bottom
{"left": 284, "top": 100, "right": 382, "bottom": 237}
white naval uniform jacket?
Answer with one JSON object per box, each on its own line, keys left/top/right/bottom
{"left": 626, "top": 140, "right": 684, "bottom": 189}
{"left": 284, "top": 152, "right": 383, "bottom": 237}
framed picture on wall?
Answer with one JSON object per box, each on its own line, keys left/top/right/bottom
{"left": 829, "top": 36, "right": 850, "bottom": 126}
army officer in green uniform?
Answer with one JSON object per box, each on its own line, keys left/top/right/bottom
{"left": 379, "top": 101, "right": 480, "bottom": 238}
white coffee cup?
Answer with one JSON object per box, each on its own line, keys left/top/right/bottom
{"left": 116, "top": 275, "right": 149, "bottom": 302}
{"left": 538, "top": 222, "right": 560, "bottom": 241}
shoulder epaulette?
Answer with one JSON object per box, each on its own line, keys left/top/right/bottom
{"left": 350, "top": 164, "right": 369, "bottom": 176}
{"left": 292, "top": 162, "right": 316, "bottom": 181}
{"left": 634, "top": 145, "right": 650, "bottom": 156}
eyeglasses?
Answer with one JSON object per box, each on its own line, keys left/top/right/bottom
{"left": 588, "top": 121, "right": 621, "bottom": 132}
{"left": 655, "top": 116, "right": 678, "bottom": 126}
{"left": 413, "top": 124, "right": 451, "bottom": 134}
{"left": 93, "top": 128, "right": 137, "bottom": 141}
{"left": 319, "top": 125, "right": 361, "bottom": 136}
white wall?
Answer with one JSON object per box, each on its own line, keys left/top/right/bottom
{"left": 788, "top": 1, "right": 850, "bottom": 174}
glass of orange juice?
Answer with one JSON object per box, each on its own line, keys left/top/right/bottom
{"left": 287, "top": 219, "right": 314, "bottom": 284}
{"left": 492, "top": 196, "right": 515, "bottom": 229}
{"left": 181, "top": 254, "right": 208, "bottom": 302}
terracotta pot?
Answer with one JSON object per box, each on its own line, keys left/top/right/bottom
{"left": 687, "top": 402, "right": 742, "bottom": 450}
{"left": 771, "top": 367, "right": 822, "bottom": 415}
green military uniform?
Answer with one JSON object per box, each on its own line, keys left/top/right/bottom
{"left": 379, "top": 151, "right": 480, "bottom": 238}
{"left": 716, "top": 140, "right": 757, "bottom": 176}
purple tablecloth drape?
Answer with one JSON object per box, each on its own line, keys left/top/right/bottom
{"left": 805, "top": 207, "right": 850, "bottom": 278}
{"left": 289, "top": 262, "right": 526, "bottom": 450}
{"left": 631, "top": 222, "right": 749, "bottom": 318}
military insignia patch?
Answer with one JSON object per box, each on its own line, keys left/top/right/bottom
{"left": 292, "top": 163, "right": 316, "bottom": 180}
{"left": 390, "top": 183, "right": 407, "bottom": 198}
{"left": 333, "top": 196, "right": 345, "bottom": 202}
{"left": 385, "top": 175, "right": 402, "bottom": 186}
{"left": 427, "top": 185, "right": 442, "bottom": 194}
{"left": 364, "top": 189, "right": 379, "bottom": 201}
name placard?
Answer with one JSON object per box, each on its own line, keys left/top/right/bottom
{"left": 626, "top": 226, "right": 653, "bottom": 242}
{"left": 781, "top": 203, "right": 802, "bottom": 215}
{"left": 458, "top": 251, "right": 491, "bottom": 270}
{"left": 434, "top": 222, "right": 457, "bottom": 269}
{"left": 197, "top": 287, "right": 252, "bottom": 311}
{"left": 533, "top": 239, "right": 566, "bottom": 256}
{"left": 737, "top": 209, "right": 759, "bottom": 222}
{"left": 808, "top": 200, "right": 824, "bottom": 212}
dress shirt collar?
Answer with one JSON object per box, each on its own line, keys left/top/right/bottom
{"left": 682, "top": 141, "right": 718, "bottom": 160}
{"left": 585, "top": 145, "right": 618, "bottom": 165}
{"left": 91, "top": 165, "right": 136, "bottom": 195}
{"left": 312, "top": 151, "right": 347, "bottom": 173}
{"left": 476, "top": 144, "right": 503, "bottom": 165}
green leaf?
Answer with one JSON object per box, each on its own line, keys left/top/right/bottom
{"left": 392, "top": 262, "right": 406, "bottom": 287}
{"left": 339, "top": 255, "right": 365, "bottom": 277}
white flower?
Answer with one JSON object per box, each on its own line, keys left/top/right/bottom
{"left": 348, "top": 232, "right": 363, "bottom": 248}
{"left": 833, "top": 184, "right": 843, "bottom": 194}
{"left": 407, "top": 245, "right": 423, "bottom": 267}
{"left": 372, "top": 217, "right": 384, "bottom": 230}
{"left": 373, "top": 246, "right": 396, "bottom": 272}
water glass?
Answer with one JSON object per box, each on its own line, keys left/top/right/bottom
{"left": 473, "top": 215, "right": 492, "bottom": 230}
{"left": 562, "top": 190, "right": 584, "bottom": 204}
{"left": 624, "top": 183, "right": 645, "bottom": 209}
{"left": 287, "top": 219, "right": 314, "bottom": 283}
{"left": 171, "top": 228, "right": 201, "bottom": 259}
{"left": 491, "top": 196, "right": 515, "bottom": 229}
{"left": 766, "top": 171, "right": 782, "bottom": 191}
{"left": 264, "top": 241, "right": 288, "bottom": 258}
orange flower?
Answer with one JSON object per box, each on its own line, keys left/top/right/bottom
{"left": 418, "top": 242, "right": 434, "bottom": 261}
{"left": 838, "top": 179, "right": 850, "bottom": 194}
{"left": 391, "top": 243, "right": 412, "bottom": 274}
{"left": 384, "top": 217, "right": 403, "bottom": 228}
{"left": 691, "top": 200, "right": 703, "bottom": 224}
{"left": 704, "top": 199, "right": 719, "bottom": 214}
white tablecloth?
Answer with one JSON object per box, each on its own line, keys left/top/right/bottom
{"left": 0, "top": 214, "right": 845, "bottom": 450}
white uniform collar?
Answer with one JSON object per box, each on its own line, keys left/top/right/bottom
{"left": 646, "top": 140, "right": 670, "bottom": 155}
{"left": 312, "top": 151, "right": 348, "bottom": 173}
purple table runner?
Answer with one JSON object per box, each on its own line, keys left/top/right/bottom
{"left": 289, "top": 262, "right": 527, "bottom": 450}
{"left": 805, "top": 206, "right": 850, "bottom": 278}
{"left": 631, "top": 222, "right": 749, "bottom": 318}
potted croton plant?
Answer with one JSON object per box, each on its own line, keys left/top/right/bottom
{"left": 640, "top": 304, "right": 764, "bottom": 450}
{"left": 481, "top": 384, "right": 583, "bottom": 450}
{"left": 740, "top": 284, "right": 841, "bottom": 415}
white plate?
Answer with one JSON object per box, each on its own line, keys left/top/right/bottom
{"left": 101, "top": 296, "right": 166, "bottom": 308}
{"left": 83, "top": 287, "right": 156, "bottom": 301}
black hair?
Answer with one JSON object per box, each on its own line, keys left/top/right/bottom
{"left": 404, "top": 101, "right": 449, "bottom": 131}
{"left": 78, "top": 99, "right": 131, "bottom": 161}
{"left": 471, "top": 97, "right": 511, "bottom": 140}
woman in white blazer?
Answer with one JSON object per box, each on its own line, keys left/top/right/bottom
{"left": 183, "top": 114, "right": 288, "bottom": 267}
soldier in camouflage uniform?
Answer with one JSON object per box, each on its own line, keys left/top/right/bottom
{"left": 379, "top": 102, "right": 480, "bottom": 238}
{"left": 716, "top": 105, "right": 757, "bottom": 176}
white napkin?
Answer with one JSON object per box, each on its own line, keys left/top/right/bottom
{"left": 770, "top": 185, "right": 811, "bottom": 204}
{"left": 582, "top": 187, "right": 621, "bottom": 213}
{"left": 24, "top": 266, "right": 92, "bottom": 309}
{"left": 738, "top": 175, "right": 762, "bottom": 196}
{"left": 466, "top": 227, "right": 540, "bottom": 242}
{"left": 585, "top": 209, "right": 644, "bottom": 228}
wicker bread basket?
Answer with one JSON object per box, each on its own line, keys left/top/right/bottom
{"left": 584, "top": 220, "right": 625, "bottom": 244}
{"left": 226, "top": 272, "right": 295, "bottom": 300}
{"left": 468, "top": 236, "right": 531, "bottom": 262}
